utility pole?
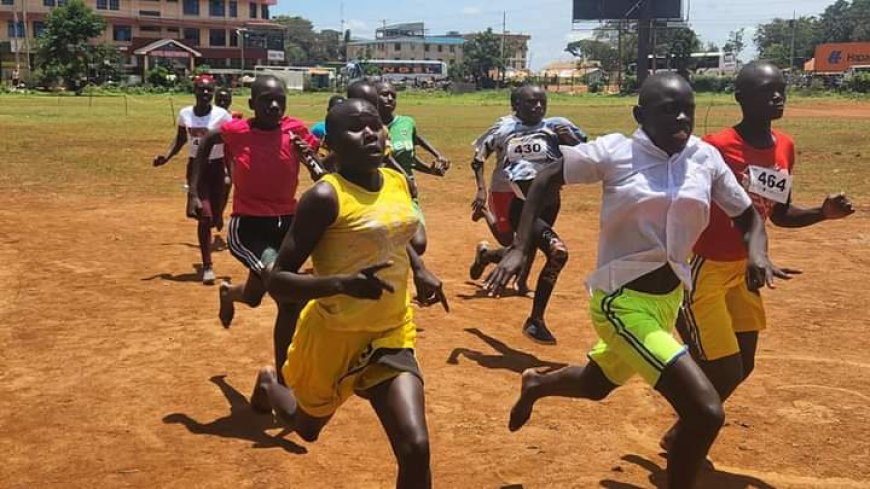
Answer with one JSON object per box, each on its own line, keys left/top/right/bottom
{"left": 635, "top": 0, "right": 653, "bottom": 85}
{"left": 789, "top": 10, "right": 797, "bottom": 72}
{"left": 500, "top": 11, "right": 506, "bottom": 86}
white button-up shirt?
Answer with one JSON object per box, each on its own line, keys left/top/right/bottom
{"left": 562, "top": 129, "right": 752, "bottom": 294}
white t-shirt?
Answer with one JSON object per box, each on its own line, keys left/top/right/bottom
{"left": 177, "top": 105, "right": 231, "bottom": 159}
{"left": 562, "top": 129, "right": 752, "bottom": 294}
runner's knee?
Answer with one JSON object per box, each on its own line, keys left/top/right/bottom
{"left": 395, "top": 429, "right": 430, "bottom": 468}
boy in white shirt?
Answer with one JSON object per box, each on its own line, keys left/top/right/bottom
{"left": 486, "top": 73, "right": 793, "bottom": 489}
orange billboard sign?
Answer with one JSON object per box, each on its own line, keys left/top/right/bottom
{"left": 814, "top": 42, "right": 870, "bottom": 72}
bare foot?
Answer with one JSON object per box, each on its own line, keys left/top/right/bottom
{"left": 471, "top": 206, "right": 486, "bottom": 222}
{"left": 250, "top": 366, "right": 276, "bottom": 414}
{"left": 660, "top": 423, "right": 677, "bottom": 452}
{"left": 516, "top": 282, "right": 532, "bottom": 297}
{"left": 509, "top": 368, "right": 543, "bottom": 432}
{"left": 219, "top": 281, "right": 235, "bottom": 328}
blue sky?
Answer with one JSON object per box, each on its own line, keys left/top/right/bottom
{"left": 274, "top": 0, "right": 836, "bottom": 69}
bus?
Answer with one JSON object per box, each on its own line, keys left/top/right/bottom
{"left": 344, "top": 59, "right": 449, "bottom": 83}
{"left": 630, "top": 51, "right": 738, "bottom": 76}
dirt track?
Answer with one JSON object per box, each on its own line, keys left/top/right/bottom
{"left": 1, "top": 164, "right": 869, "bottom": 488}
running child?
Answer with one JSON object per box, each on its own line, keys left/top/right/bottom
{"left": 153, "top": 74, "right": 231, "bottom": 285}
{"left": 188, "top": 75, "right": 321, "bottom": 384}
{"left": 662, "top": 61, "right": 855, "bottom": 452}
{"left": 486, "top": 73, "right": 794, "bottom": 489}
{"left": 252, "top": 99, "right": 447, "bottom": 488}
{"left": 212, "top": 87, "right": 243, "bottom": 251}
{"left": 470, "top": 85, "right": 587, "bottom": 344}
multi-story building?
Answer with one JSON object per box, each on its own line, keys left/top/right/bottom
{"left": 346, "top": 23, "right": 465, "bottom": 66}
{"left": 1, "top": 0, "right": 284, "bottom": 82}
{"left": 464, "top": 32, "right": 530, "bottom": 72}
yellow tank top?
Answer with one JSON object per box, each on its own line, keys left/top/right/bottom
{"left": 307, "top": 168, "right": 419, "bottom": 332}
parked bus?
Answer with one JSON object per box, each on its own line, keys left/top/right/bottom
{"left": 630, "top": 51, "right": 738, "bottom": 76}
{"left": 344, "top": 59, "right": 448, "bottom": 83}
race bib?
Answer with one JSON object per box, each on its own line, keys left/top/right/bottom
{"left": 507, "top": 135, "right": 549, "bottom": 163}
{"left": 747, "top": 165, "right": 792, "bottom": 204}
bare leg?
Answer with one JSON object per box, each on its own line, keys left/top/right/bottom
{"left": 509, "top": 362, "right": 617, "bottom": 431}
{"left": 251, "top": 367, "right": 331, "bottom": 442}
{"left": 655, "top": 355, "right": 725, "bottom": 489}
{"left": 219, "top": 271, "right": 266, "bottom": 328}
{"left": 273, "top": 301, "right": 303, "bottom": 385}
{"left": 369, "top": 374, "right": 431, "bottom": 489}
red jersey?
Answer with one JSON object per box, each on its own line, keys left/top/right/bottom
{"left": 221, "top": 116, "right": 320, "bottom": 217}
{"left": 693, "top": 127, "right": 795, "bottom": 261}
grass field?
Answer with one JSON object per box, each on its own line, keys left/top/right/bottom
{"left": 1, "top": 91, "right": 869, "bottom": 488}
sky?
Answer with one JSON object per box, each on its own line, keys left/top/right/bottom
{"left": 273, "top": 0, "right": 836, "bottom": 70}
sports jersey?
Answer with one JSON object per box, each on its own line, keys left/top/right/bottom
{"left": 693, "top": 128, "right": 796, "bottom": 261}
{"left": 178, "top": 106, "right": 231, "bottom": 159}
{"left": 473, "top": 115, "right": 586, "bottom": 194}
{"left": 561, "top": 129, "right": 752, "bottom": 294}
{"left": 306, "top": 168, "right": 419, "bottom": 333}
{"left": 386, "top": 115, "right": 417, "bottom": 175}
{"left": 310, "top": 121, "right": 326, "bottom": 140}
{"left": 220, "top": 116, "right": 319, "bottom": 217}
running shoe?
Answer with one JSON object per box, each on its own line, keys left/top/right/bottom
{"left": 523, "top": 317, "right": 556, "bottom": 345}
{"left": 212, "top": 235, "right": 227, "bottom": 252}
{"left": 202, "top": 266, "right": 216, "bottom": 285}
{"left": 469, "top": 240, "right": 490, "bottom": 280}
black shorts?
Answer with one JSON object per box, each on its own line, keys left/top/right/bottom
{"left": 508, "top": 193, "right": 561, "bottom": 230}
{"left": 227, "top": 214, "right": 293, "bottom": 275}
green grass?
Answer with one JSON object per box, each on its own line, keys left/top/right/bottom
{"left": 1, "top": 91, "right": 869, "bottom": 202}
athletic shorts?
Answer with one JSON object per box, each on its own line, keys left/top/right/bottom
{"left": 678, "top": 256, "right": 766, "bottom": 362}
{"left": 227, "top": 214, "right": 293, "bottom": 275}
{"left": 282, "top": 303, "right": 421, "bottom": 418}
{"left": 488, "top": 191, "right": 515, "bottom": 234}
{"left": 186, "top": 157, "right": 227, "bottom": 222}
{"left": 508, "top": 194, "right": 561, "bottom": 231}
{"left": 412, "top": 198, "right": 426, "bottom": 228}
{"left": 588, "top": 286, "right": 687, "bottom": 386}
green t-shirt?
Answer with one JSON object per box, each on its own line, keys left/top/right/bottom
{"left": 387, "top": 115, "right": 417, "bottom": 175}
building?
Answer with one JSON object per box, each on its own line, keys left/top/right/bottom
{"left": 1, "top": 0, "right": 284, "bottom": 82}
{"left": 346, "top": 23, "right": 465, "bottom": 66}
{"left": 345, "top": 22, "right": 530, "bottom": 73}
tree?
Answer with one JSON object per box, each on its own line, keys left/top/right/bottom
{"left": 460, "top": 28, "right": 504, "bottom": 86}
{"left": 723, "top": 28, "right": 746, "bottom": 59}
{"left": 89, "top": 43, "right": 122, "bottom": 85}
{"left": 565, "top": 39, "right": 620, "bottom": 71}
{"left": 753, "top": 16, "right": 817, "bottom": 68}
{"left": 35, "top": 0, "right": 106, "bottom": 90}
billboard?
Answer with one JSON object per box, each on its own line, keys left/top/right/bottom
{"left": 813, "top": 42, "right": 870, "bottom": 72}
{"left": 573, "top": 0, "right": 682, "bottom": 21}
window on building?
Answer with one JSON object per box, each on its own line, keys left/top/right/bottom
{"left": 260, "top": 4, "right": 268, "bottom": 19}
{"left": 1, "top": 0, "right": 14, "bottom": 6}
{"left": 96, "top": 0, "right": 107, "bottom": 9}
{"left": 140, "top": 26, "right": 161, "bottom": 36}
{"left": 167, "top": 27, "right": 180, "bottom": 34}
{"left": 112, "top": 25, "right": 132, "bottom": 42}
{"left": 209, "top": 28, "right": 226, "bottom": 46}
{"left": 7, "top": 20, "right": 23, "bottom": 38}
{"left": 139, "top": 10, "right": 160, "bottom": 16}
{"left": 450, "top": 45, "right": 455, "bottom": 53}
{"left": 209, "top": 0, "right": 224, "bottom": 17}
{"left": 437, "top": 45, "right": 443, "bottom": 52}
{"left": 33, "top": 21, "right": 45, "bottom": 37}
{"left": 394, "top": 43, "right": 401, "bottom": 51}
{"left": 228, "top": 0, "right": 237, "bottom": 17}
{"left": 109, "top": 0, "right": 119, "bottom": 9}
{"left": 183, "top": 27, "right": 200, "bottom": 46}
{"left": 248, "top": 2, "right": 256, "bottom": 18}
{"left": 43, "top": 0, "right": 55, "bottom": 6}
{"left": 57, "top": 0, "right": 66, "bottom": 5}
{"left": 183, "top": 0, "right": 199, "bottom": 15}
{"left": 229, "top": 30, "right": 237, "bottom": 46}
{"left": 424, "top": 44, "right": 430, "bottom": 52}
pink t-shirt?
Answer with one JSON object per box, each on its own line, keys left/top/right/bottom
{"left": 221, "top": 116, "right": 319, "bottom": 217}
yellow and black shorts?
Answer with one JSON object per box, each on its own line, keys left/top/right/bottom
{"left": 678, "top": 256, "right": 766, "bottom": 362}
{"left": 588, "top": 286, "right": 687, "bottom": 387}
{"left": 282, "top": 304, "right": 421, "bottom": 418}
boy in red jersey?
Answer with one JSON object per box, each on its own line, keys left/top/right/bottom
{"left": 663, "top": 62, "right": 855, "bottom": 453}
{"left": 189, "top": 75, "right": 321, "bottom": 385}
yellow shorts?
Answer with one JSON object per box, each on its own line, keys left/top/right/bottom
{"left": 282, "top": 304, "right": 420, "bottom": 418}
{"left": 588, "top": 286, "right": 687, "bottom": 386}
{"left": 679, "top": 256, "right": 766, "bottom": 362}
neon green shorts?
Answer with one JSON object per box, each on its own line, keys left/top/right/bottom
{"left": 412, "top": 198, "right": 426, "bottom": 227}
{"left": 588, "top": 286, "right": 688, "bottom": 386}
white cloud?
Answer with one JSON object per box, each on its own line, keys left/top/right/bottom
{"left": 462, "top": 6, "right": 482, "bottom": 15}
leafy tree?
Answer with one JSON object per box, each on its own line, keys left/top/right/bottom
{"left": 723, "top": 28, "right": 746, "bottom": 59}
{"left": 89, "top": 43, "right": 122, "bottom": 84}
{"left": 565, "top": 39, "right": 620, "bottom": 71}
{"left": 815, "top": 0, "right": 854, "bottom": 44}
{"left": 461, "top": 28, "right": 504, "bottom": 86}
{"left": 753, "top": 16, "right": 817, "bottom": 68}
{"left": 35, "top": 0, "right": 106, "bottom": 89}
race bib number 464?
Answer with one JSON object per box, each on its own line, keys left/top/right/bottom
{"left": 747, "top": 165, "right": 792, "bottom": 204}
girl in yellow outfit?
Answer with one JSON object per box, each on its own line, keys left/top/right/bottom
{"left": 253, "top": 99, "right": 446, "bottom": 489}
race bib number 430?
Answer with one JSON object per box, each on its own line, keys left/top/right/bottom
{"left": 507, "top": 136, "right": 549, "bottom": 163}
{"left": 747, "top": 165, "right": 792, "bottom": 204}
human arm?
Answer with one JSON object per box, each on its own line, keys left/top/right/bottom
{"left": 186, "top": 129, "right": 223, "bottom": 217}
{"left": 769, "top": 192, "right": 854, "bottom": 228}
{"left": 266, "top": 182, "right": 395, "bottom": 302}
{"left": 407, "top": 244, "right": 449, "bottom": 312}
{"left": 153, "top": 126, "right": 188, "bottom": 166}
{"left": 552, "top": 119, "right": 588, "bottom": 146}
{"left": 732, "top": 206, "right": 800, "bottom": 290}
{"left": 289, "top": 131, "right": 328, "bottom": 181}
{"left": 413, "top": 133, "right": 450, "bottom": 175}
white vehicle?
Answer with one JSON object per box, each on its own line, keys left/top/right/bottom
{"left": 346, "top": 59, "right": 448, "bottom": 83}
{"left": 634, "top": 51, "right": 738, "bottom": 76}
{"left": 844, "top": 64, "right": 870, "bottom": 79}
